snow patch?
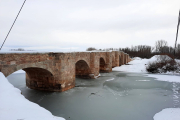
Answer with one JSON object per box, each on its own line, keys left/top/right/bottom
{"left": 154, "top": 108, "right": 180, "bottom": 120}
{"left": 0, "top": 72, "right": 65, "bottom": 120}
{"left": 94, "top": 73, "right": 101, "bottom": 78}
{"left": 112, "top": 57, "right": 149, "bottom": 73}
{"left": 146, "top": 74, "right": 180, "bottom": 83}
{"left": 12, "top": 69, "right": 25, "bottom": 74}
{"left": 106, "top": 78, "right": 115, "bottom": 81}
{"left": 135, "top": 80, "right": 150, "bottom": 81}
{"left": 150, "top": 55, "right": 172, "bottom": 62}
{"left": 113, "top": 55, "right": 179, "bottom": 74}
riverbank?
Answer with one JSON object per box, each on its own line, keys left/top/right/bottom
{"left": 0, "top": 72, "right": 65, "bottom": 120}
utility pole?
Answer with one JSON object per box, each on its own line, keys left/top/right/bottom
{"left": 0, "top": 0, "right": 26, "bottom": 51}
{"left": 174, "top": 9, "right": 180, "bottom": 57}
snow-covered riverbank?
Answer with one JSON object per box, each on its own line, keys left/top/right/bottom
{"left": 113, "top": 55, "right": 180, "bottom": 120}
{"left": 0, "top": 72, "right": 65, "bottom": 120}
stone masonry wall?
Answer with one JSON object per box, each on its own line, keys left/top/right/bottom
{"left": 0, "top": 51, "right": 130, "bottom": 92}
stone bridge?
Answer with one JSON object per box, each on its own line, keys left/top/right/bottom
{"left": 0, "top": 51, "right": 131, "bottom": 92}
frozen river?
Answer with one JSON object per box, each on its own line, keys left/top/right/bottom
{"left": 7, "top": 72, "right": 180, "bottom": 120}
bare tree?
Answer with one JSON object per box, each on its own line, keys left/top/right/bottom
{"left": 155, "top": 40, "right": 168, "bottom": 53}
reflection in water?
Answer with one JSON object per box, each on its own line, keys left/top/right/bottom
{"left": 7, "top": 72, "right": 180, "bottom": 120}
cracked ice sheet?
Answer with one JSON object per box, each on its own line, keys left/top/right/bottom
{"left": 145, "top": 74, "right": 180, "bottom": 120}
{"left": 112, "top": 56, "right": 180, "bottom": 120}
{"left": 0, "top": 72, "right": 65, "bottom": 120}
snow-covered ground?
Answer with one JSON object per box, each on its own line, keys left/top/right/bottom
{"left": 113, "top": 55, "right": 179, "bottom": 75}
{"left": 113, "top": 55, "right": 180, "bottom": 120}
{"left": 113, "top": 57, "right": 150, "bottom": 73}
{"left": 146, "top": 74, "right": 180, "bottom": 83}
{"left": 0, "top": 72, "right": 65, "bottom": 120}
{"left": 153, "top": 108, "right": 180, "bottom": 120}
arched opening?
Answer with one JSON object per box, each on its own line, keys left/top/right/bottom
{"left": 99, "top": 57, "right": 106, "bottom": 72}
{"left": 124, "top": 54, "right": 126, "bottom": 64}
{"left": 7, "top": 67, "right": 59, "bottom": 91}
{"left": 24, "top": 67, "right": 56, "bottom": 90}
{"left": 119, "top": 56, "right": 121, "bottom": 66}
{"left": 75, "top": 60, "right": 91, "bottom": 78}
{"left": 112, "top": 56, "right": 115, "bottom": 68}
{"left": 121, "top": 54, "right": 124, "bottom": 65}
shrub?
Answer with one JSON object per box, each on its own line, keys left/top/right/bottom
{"left": 86, "top": 47, "right": 97, "bottom": 51}
{"left": 146, "top": 59, "right": 177, "bottom": 73}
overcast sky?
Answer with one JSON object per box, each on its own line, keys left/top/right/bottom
{"left": 0, "top": 0, "right": 180, "bottom": 52}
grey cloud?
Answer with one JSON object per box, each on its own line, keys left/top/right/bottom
{"left": 0, "top": 0, "right": 180, "bottom": 51}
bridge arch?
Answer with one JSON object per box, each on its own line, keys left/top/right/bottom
{"left": 3, "top": 63, "right": 60, "bottom": 91}
{"left": 99, "top": 57, "right": 106, "bottom": 72}
{"left": 121, "top": 54, "right": 124, "bottom": 65}
{"left": 75, "top": 60, "right": 91, "bottom": 78}
{"left": 4, "top": 62, "right": 54, "bottom": 77}
{"left": 123, "top": 54, "right": 126, "bottom": 64}
{"left": 119, "top": 55, "right": 121, "bottom": 66}
{"left": 24, "top": 67, "right": 56, "bottom": 90}
{"left": 112, "top": 56, "right": 115, "bottom": 68}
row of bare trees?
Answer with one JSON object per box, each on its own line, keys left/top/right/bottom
{"left": 119, "top": 45, "right": 153, "bottom": 58}
{"left": 86, "top": 40, "right": 180, "bottom": 59}
{"left": 120, "top": 40, "right": 180, "bottom": 59}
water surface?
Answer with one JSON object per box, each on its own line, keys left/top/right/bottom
{"left": 7, "top": 72, "right": 180, "bottom": 120}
